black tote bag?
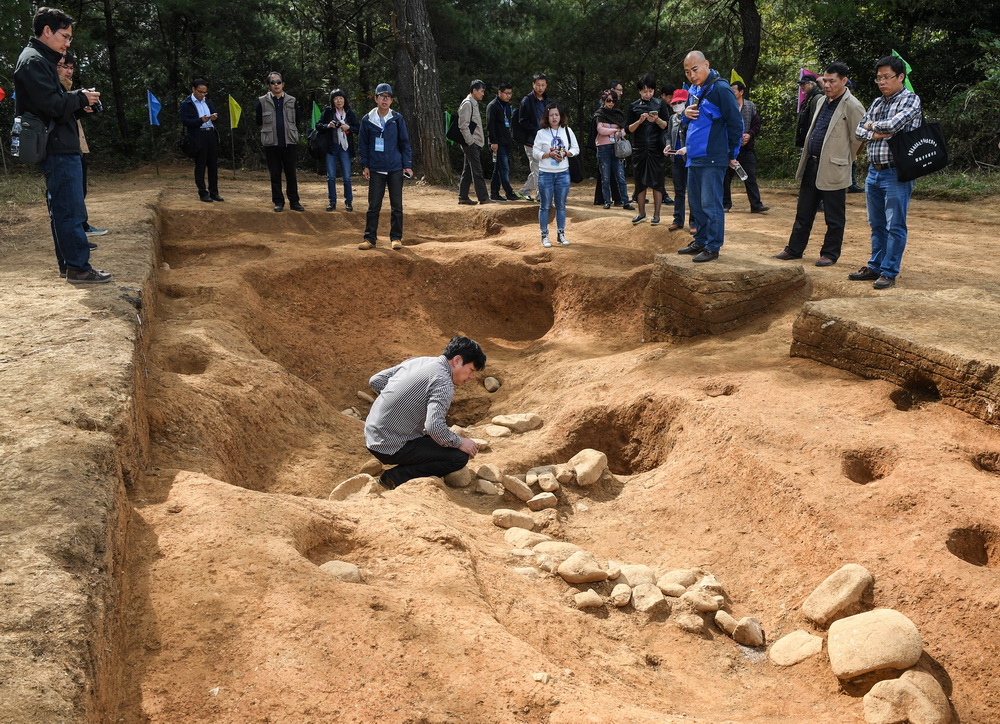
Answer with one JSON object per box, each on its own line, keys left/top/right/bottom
{"left": 888, "top": 117, "right": 948, "bottom": 182}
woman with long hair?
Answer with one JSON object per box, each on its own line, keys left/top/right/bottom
{"left": 317, "top": 88, "right": 360, "bottom": 211}
{"left": 532, "top": 102, "right": 580, "bottom": 248}
{"left": 593, "top": 89, "right": 634, "bottom": 211}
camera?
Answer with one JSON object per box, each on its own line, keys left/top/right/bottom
{"left": 90, "top": 100, "right": 104, "bottom": 112}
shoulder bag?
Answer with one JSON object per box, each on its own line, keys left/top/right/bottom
{"left": 614, "top": 136, "right": 632, "bottom": 159}
{"left": 11, "top": 113, "right": 54, "bottom": 166}
{"left": 887, "top": 115, "right": 948, "bottom": 182}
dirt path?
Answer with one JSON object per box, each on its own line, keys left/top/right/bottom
{"left": 3, "top": 165, "right": 1000, "bottom": 723}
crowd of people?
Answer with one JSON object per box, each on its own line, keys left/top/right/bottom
{"left": 14, "top": 5, "right": 926, "bottom": 287}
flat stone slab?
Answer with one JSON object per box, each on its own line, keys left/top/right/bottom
{"left": 791, "top": 290, "right": 1000, "bottom": 424}
{"left": 643, "top": 252, "right": 806, "bottom": 339}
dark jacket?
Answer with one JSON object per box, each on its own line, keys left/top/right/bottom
{"left": 317, "top": 106, "right": 360, "bottom": 156}
{"left": 13, "top": 37, "right": 90, "bottom": 156}
{"left": 739, "top": 98, "right": 762, "bottom": 153}
{"left": 795, "top": 86, "right": 824, "bottom": 147}
{"left": 179, "top": 94, "right": 219, "bottom": 151}
{"left": 485, "top": 96, "right": 514, "bottom": 147}
{"left": 358, "top": 107, "right": 412, "bottom": 173}
{"left": 516, "top": 92, "right": 547, "bottom": 145}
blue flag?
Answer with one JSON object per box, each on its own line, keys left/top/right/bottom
{"left": 147, "top": 90, "right": 161, "bottom": 126}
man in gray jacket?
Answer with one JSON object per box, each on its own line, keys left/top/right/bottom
{"left": 255, "top": 71, "right": 303, "bottom": 211}
{"left": 774, "top": 62, "right": 865, "bottom": 266}
{"left": 457, "top": 80, "right": 492, "bottom": 205}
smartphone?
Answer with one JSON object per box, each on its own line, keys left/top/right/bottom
{"left": 402, "top": 170, "right": 413, "bottom": 179}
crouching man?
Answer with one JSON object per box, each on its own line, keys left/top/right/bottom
{"left": 364, "top": 336, "right": 486, "bottom": 489}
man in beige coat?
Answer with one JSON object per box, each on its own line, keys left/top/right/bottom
{"left": 775, "top": 62, "right": 865, "bottom": 266}
{"left": 457, "top": 80, "right": 493, "bottom": 205}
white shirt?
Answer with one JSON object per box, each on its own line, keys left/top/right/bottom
{"left": 191, "top": 94, "right": 213, "bottom": 128}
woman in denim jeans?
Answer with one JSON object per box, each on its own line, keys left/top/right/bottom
{"left": 317, "top": 88, "right": 360, "bottom": 211}
{"left": 593, "top": 89, "right": 635, "bottom": 212}
{"left": 532, "top": 102, "right": 580, "bottom": 248}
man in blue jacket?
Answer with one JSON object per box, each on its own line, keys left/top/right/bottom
{"left": 677, "top": 51, "right": 744, "bottom": 262}
{"left": 358, "top": 83, "right": 413, "bottom": 250}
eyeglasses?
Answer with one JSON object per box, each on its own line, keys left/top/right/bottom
{"left": 376, "top": 93, "right": 392, "bottom": 99}
{"left": 55, "top": 30, "right": 73, "bottom": 43}
{"left": 268, "top": 79, "right": 283, "bottom": 85}
{"left": 875, "top": 73, "right": 900, "bottom": 82}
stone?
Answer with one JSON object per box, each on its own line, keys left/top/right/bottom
{"left": 527, "top": 492, "right": 558, "bottom": 511}
{"left": 514, "top": 567, "right": 543, "bottom": 579}
{"left": 574, "top": 589, "right": 603, "bottom": 609}
{"left": 680, "top": 590, "right": 721, "bottom": 612}
{"left": 557, "top": 551, "right": 609, "bottom": 584}
{"left": 802, "top": 563, "right": 874, "bottom": 626}
{"left": 610, "top": 584, "right": 632, "bottom": 607}
{"left": 791, "top": 290, "right": 1000, "bottom": 426}
{"left": 357, "top": 390, "right": 375, "bottom": 403}
{"left": 554, "top": 465, "right": 575, "bottom": 483}
{"left": 449, "top": 424, "right": 468, "bottom": 436}
{"left": 658, "top": 569, "right": 699, "bottom": 589}
{"left": 477, "top": 464, "right": 503, "bottom": 482}
{"left": 631, "top": 583, "right": 668, "bottom": 613}
{"left": 492, "top": 509, "right": 535, "bottom": 530}
{"left": 532, "top": 672, "right": 550, "bottom": 684}
{"left": 769, "top": 630, "right": 824, "bottom": 666}
{"left": 714, "top": 610, "right": 738, "bottom": 636}
{"left": 658, "top": 582, "right": 687, "bottom": 598}
{"left": 476, "top": 479, "right": 504, "bottom": 495}
{"left": 491, "top": 413, "right": 543, "bottom": 433}
{"left": 533, "top": 541, "right": 583, "bottom": 566}
{"left": 484, "top": 376, "right": 502, "bottom": 393}
{"left": 697, "top": 574, "right": 726, "bottom": 596}
{"left": 676, "top": 613, "right": 705, "bottom": 634}
{"left": 863, "top": 669, "right": 952, "bottom": 724}
{"left": 319, "top": 560, "right": 363, "bottom": 583}
{"left": 605, "top": 563, "right": 621, "bottom": 580}
{"left": 733, "top": 617, "right": 765, "bottom": 647}
{"left": 568, "top": 449, "right": 609, "bottom": 486}
{"left": 359, "top": 457, "right": 383, "bottom": 476}
{"left": 537, "top": 472, "right": 560, "bottom": 492}
{"left": 471, "top": 438, "right": 490, "bottom": 451}
{"left": 616, "top": 564, "right": 658, "bottom": 587}
{"left": 444, "top": 467, "right": 474, "bottom": 488}
{"left": 329, "top": 474, "right": 378, "bottom": 500}
{"left": 501, "top": 475, "right": 535, "bottom": 502}
{"left": 485, "top": 424, "right": 512, "bottom": 438}
{"left": 642, "top": 252, "right": 807, "bottom": 340}
{"left": 503, "top": 527, "right": 552, "bottom": 549}
{"left": 828, "top": 609, "right": 923, "bottom": 679}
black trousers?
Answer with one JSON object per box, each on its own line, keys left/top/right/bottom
{"left": 364, "top": 170, "right": 404, "bottom": 243}
{"left": 459, "top": 143, "right": 489, "bottom": 202}
{"left": 264, "top": 145, "right": 299, "bottom": 206}
{"left": 194, "top": 129, "right": 220, "bottom": 197}
{"left": 369, "top": 436, "right": 469, "bottom": 487}
{"left": 723, "top": 148, "right": 763, "bottom": 210}
{"left": 784, "top": 156, "right": 847, "bottom": 262}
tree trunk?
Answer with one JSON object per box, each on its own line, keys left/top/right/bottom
{"left": 735, "top": 0, "right": 762, "bottom": 88}
{"left": 392, "top": 35, "right": 421, "bottom": 167}
{"left": 101, "top": 0, "right": 130, "bottom": 149}
{"left": 392, "top": 0, "right": 452, "bottom": 183}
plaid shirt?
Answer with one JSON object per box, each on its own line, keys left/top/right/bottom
{"left": 855, "top": 88, "right": 922, "bottom": 166}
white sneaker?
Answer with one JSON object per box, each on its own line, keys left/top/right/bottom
{"left": 541, "top": 232, "right": 552, "bottom": 248}
{"left": 557, "top": 231, "right": 570, "bottom": 246}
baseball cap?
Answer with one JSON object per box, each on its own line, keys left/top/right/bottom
{"left": 797, "top": 72, "right": 818, "bottom": 85}
{"left": 375, "top": 83, "right": 394, "bottom": 96}
{"left": 670, "top": 89, "right": 689, "bottom": 104}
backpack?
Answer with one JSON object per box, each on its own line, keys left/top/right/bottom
{"left": 306, "top": 127, "right": 326, "bottom": 160}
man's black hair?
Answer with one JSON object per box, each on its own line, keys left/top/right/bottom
{"left": 660, "top": 84, "right": 677, "bottom": 97}
{"left": 191, "top": 78, "right": 208, "bottom": 89}
{"left": 825, "top": 61, "right": 850, "bottom": 78}
{"left": 532, "top": 73, "right": 548, "bottom": 83}
{"left": 62, "top": 50, "right": 76, "bottom": 65}
{"left": 875, "top": 56, "right": 906, "bottom": 77}
{"left": 33, "top": 7, "right": 73, "bottom": 37}
{"left": 608, "top": 79, "right": 622, "bottom": 90}
{"left": 470, "top": 79, "right": 486, "bottom": 92}
{"left": 637, "top": 73, "right": 656, "bottom": 91}
{"left": 731, "top": 80, "right": 746, "bottom": 92}
{"left": 443, "top": 336, "right": 486, "bottom": 370}
{"left": 497, "top": 81, "right": 512, "bottom": 92}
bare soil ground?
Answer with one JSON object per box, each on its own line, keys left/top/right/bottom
{"left": 3, "top": 163, "right": 1000, "bottom": 723}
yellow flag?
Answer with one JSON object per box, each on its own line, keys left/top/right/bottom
{"left": 730, "top": 69, "right": 745, "bottom": 85}
{"left": 229, "top": 95, "right": 242, "bottom": 129}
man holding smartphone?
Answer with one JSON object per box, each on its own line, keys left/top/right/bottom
{"left": 180, "top": 78, "right": 223, "bottom": 204}
{"left": 358, "top": 83, "right": 413, "bottom": 250}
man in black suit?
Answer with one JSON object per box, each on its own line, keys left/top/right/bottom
{"left": 179, "top": 78, "right": 223, "bottom": 203}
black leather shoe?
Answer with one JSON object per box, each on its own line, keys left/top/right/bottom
{"left": 622, "top": 203, "right": 636, "bottom": 211}
{"left": 873, "top": 275, "right": 896, "bottom": 289}
{"left": 848, "top": 266, "right": 879, "bottom": 281}
{"left": 774, "top": 250, "right": 799, "bottom": 260}
{"left": 603, "top": 202, "right": 612, "bottom": 209}
{"left": 692, "top": 250, "right": 719, "bottom": 263}
{"left": 751, "top": 205, "right": 770, "bottom": 213}
{"left": 458, "top": 198, "right": 477, "bottom": 205}
{"left": 274, "top": 205, "right": 284, "bottom": 212}
{"left": 290, "top": 203, "right": 305, "bottom": 212}
{"left": 200, "top": 194, "right": 213, "bottom": 203}
{"left": 88, "top": 241, "right": 98, "bottom": 250}
{"left": 326, "top": 203, "right": 336, "bottom": 211}
{"left": 210, "top": 194, "right": 225, "bottom": 202}
{"left": 815, "top": 256, "right": 835, "bottom": 267}
{"left": 345, "top": 202, "right": 353, "bottom": 212}
{"left": 677, "top": 241, "right": 704, "bottom": 255}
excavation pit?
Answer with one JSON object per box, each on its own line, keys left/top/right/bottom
{"left": 946, "top": 526, "right": 1000, "bottom": 568}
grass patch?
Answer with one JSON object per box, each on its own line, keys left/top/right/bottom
{"left": 759, "top": 167, "right": 1000, "bottom": 202}
{"left": 0, "top": 171, "right": 47, "bottom": 244}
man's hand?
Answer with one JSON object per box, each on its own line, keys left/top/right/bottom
{"left": 458, "top": 437, "right": 479, "bottom": 457}
{"left": 684, "top": 106, "right": 699, "bottom": 120}
{"left": 83, "top": 89, "right": 100, "bottom": 107}
{"left": 741, "top": 133, "right": 751, "bottom": 146}
{"left": 729, "top": 159, "right": 739, "bottom": 169}
{"left": 871, "top": 132, "right": 892, "bottom": 140}
{"left": 363, "top": 167, "right": 371, "bottom": 180}
{"left": 491, "top": 143, "right": 498, "bottom": 152}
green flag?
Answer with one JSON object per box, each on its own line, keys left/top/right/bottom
{"left": 312, "top": 101, "right": 321, "bottom": 128}
{"left": 891, "top": 50, "right": 915, "bottom": 92}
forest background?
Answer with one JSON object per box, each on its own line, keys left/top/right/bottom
{"left": 1, "top": 0, "right": 999, "bottom": 187}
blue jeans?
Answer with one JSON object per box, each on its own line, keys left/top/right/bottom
{"left": 537, "top": 170, "right": 570, "bottom": 234}
{"left": 490, "top": 144, "right": 515, "bottom": 198}
{"left": 671, "top": 157, "right": 694, "bottom": 227}
{"left": 865, "top": 166, "right": 914, "bottom": 278}
{"left": 45, "top": 154, "right": 92, "bottom": 272}
{"left": 687, "top": 165, "right": 726, "bottom": 252}
{"left": 325, "top": 147, "right": 353, "bottom": 203}
{"left": 597, "top": 145, "right": 628, "bottom": 206}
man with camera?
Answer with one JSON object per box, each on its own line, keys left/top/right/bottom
{"left": 14, "top": 6, "right": 111, "bottom": 283}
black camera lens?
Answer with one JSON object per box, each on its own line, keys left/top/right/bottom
{"left": 91, "top": 101, "right": 104, "bottom": 112}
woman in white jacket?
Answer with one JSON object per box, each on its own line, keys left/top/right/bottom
{"left": 532, "top": 102, "right": 580, "bottom": 247}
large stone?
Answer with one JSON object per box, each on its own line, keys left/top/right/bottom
{"left": 828, "top": 609, "right": 923, "bottom": 679}
{"left": 791, "top": 290, "right": 1000, "bottom": 425}
{"left": 631, "top": 583, "right": 668, "bottom": 613}
{"left": 537, "top": 472, "right": 560, "bottom": 492}
{"left": 802, "top": 563, "right": 874, "bottom": 626}
{"left": 657, "top": 568, "right": 699, "bottom": 590}
{"left": 610, "top": 584, "right": 632, "bottom": 607}
{"left": 444, "top": 467, "right": 474, "bottom": 488}
{"left": 476, "top": 479, "right": 504, "bottom": 495}
{"left": 503, "top": 527, "right": 552, "bottom": 549}
{"left": 715, "top": 610, "right": 738, "bottom": 635}
{"left": 680, "top": 590, "right": 721, "bottom": 612}
{"left": 643, "top": 251, "right": 807, "bottom": 340}
{"left": 615, "top": 564, "right": 658, "bottom": 587}
{"left": 733, "top": 617, "right": 765, "bottom": 647}
{"left": 492, "top": 509, "right": 535, "bottom": 530}
{"left": 526, "top": 492, "right": 558, "bottom": 511}
{"left": 485, "top": 425, "right": 512, "bottom": 437}
{"left": 501, "top": 475, "right": 535, "bottom": 502}
{"left": 557, "top": 551, "right": 609, "bottom": 584}
{"left": 319, "top": 560, "right": 363, "bottom": 583}
{"left": 359, "top": 457, "right": 383, "bottom": 476}
{"left": 484, "top": 376, "right": 502, "bottom": 393}
{"left": 491, "top": 413, "right": 543, "bottom": 433}
{"left": 697, "top": 574, "right": 726, "bottom": 596}
{"left": 477, "top": 464, "right": 503, "bottom": 482}
{"left": 356, "top": 390, "right": 375, "bottom": 403}
{"left": 863, "top": 669, "right": 952, "bottom": 724}
{"left": 533, "top": 541, "right": 583, "bottom": 566}
{"left": 675, "top": 613, "right": 705, "bottom": 634}
{"left": 769, "top": 630, "right": 824, "bottom": 666}
{"left": 568, "top": 449, "right": 609, "bottom": 486}
{"left": 574, "top": 589, "right": 604, "bottom": 609}
{"left": 329, "top": 474, "right": 378, "bottom": 500}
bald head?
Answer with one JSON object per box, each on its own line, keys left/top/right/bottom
{"left": 684, "top": 51, "right": 711, "bottom": 86}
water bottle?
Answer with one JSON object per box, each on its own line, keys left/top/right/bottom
{"left": 10, "top": 116, "right": 21, "bottom": 157}
{"left": 733, "top": 161, "right": 748, "bottom": 181}
{"left": 492, "top": 150, "right": 497, "bottom": 164}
